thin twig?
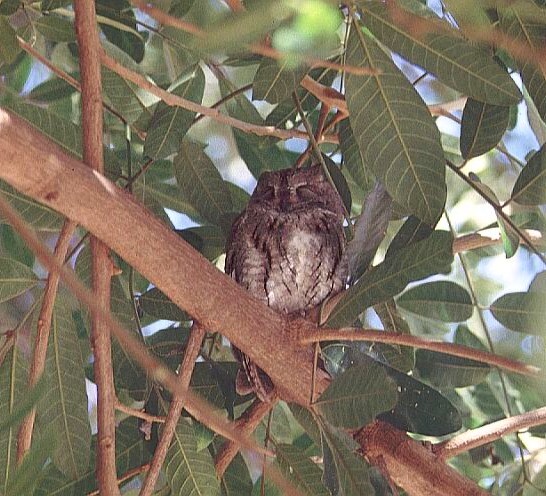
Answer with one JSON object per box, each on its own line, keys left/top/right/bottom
{"left": 434, "top": 406, "right": 546, "bottom": 460}
{"left": 139, "top": 322, "right": 206, "bottom": 496}
{"left": 446, "top": 160, "right": 546, "bottom": 265}
{"left": 74, "top": 1, "right": 120, "bottom": 493}
{"left": 300, "top": 328, "right": 540, "bottom": 377}
{"left": 17, "top": 37, "right": 145, "bottom": 141}
{"left": 87, "top": 463, "right": 151, "bottom": 496}
{"left": 16, "top": 220, "right": 77, "bottom": 461}
{"left": 115, "top": 400, "right": 165, "bottom": 424}
{"left": 100, "top": 50, "right": 338, "bottom": 144}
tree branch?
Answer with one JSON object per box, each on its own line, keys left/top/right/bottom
{"left": 0, "top": 108, "right": 324, "bottom": 405}
{"left": 74, "top": 2, "right": 119, "bottom": 494}
{"left": 434, "top": 406, "right": 546, "bottom": 461}
{"left": 139, "top": 322, "right": 206, "bottom": 496}
{"left": 301, "top": 328, "right": 540, "bottom": 377}
{"left": 16, "top": 220, "right": 77, "bottom": 461}
{"left": 355, "top": 420, "right": 488, "bottom": 496}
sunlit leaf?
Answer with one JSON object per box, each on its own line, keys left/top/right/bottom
{"left": 511, "top": 143, "right": 546, "bottom": 205}
{"left": 360, "top": 1, "right": 521, "bottom": 105}
{"left": 397, "top": 281, "right": 473, "bottom": 322}
{"left": 339, "top": 118, "right": 375, "bottom": 196}
{"left": 173, "top": 139, "right": 233, "bottom": 226}
{"left": 327, "top": 231, "right": 453, "bottom": 327}
{"left": 252, "top": 57, "right": 307, "bottom": 104}
{"left": 460, "top": 99, "right": 510, "bottom": 159}
{"left": 490, "top": 291, "right": 546, "bottom": 335}
{"left": 220, "top": 451, "right": 252, "bottom": 496}
{"left": 144, "top": 65, "right": 205, "bottom": 160}
{"left": 315, "top": 361, "right": 397, "bottom": 429}
{"left": 344, "top": 21, "right": 446, "bottom": 225}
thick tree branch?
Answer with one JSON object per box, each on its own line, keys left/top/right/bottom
{"left": 0, "top": 183, "right": 270, "bottom": 460}
{"left": 355, "top": 420, "right": 488, "bottom": 496}
{"left": 74, "top": 2, "right": 119, "bottom": 494}
{"left": 0, "top": 108, "right": 322, "bottom": 406}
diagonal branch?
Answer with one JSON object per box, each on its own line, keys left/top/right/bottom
{"left": 0, "top": 107, "right": 324, "bottom": 405}
{"left": 16, "top": 220, "right": 77, "bottom": 461}
{"left": 139, "top": 322, "right": 206, "bottom": 496}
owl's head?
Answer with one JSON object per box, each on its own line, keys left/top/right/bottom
{"left": 250, "top": 165, "right": 345, "bottom": 218}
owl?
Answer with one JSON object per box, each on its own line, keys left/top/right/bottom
{"left": 225, "top": 165, "right": 348, "bottom": 401}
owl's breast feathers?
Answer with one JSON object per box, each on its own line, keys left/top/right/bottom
{"left": 226, "top": 207, "right": 347, "bottom": 314}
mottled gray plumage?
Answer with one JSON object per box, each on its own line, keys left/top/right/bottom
{"left": 225, "top": 165, "right": 347, "bottom": 401}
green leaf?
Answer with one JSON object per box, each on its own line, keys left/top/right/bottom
{"left": 97, "top": 0, "right": 145, "bottom": 63}
{"left": 344, "top": 21, "right": 446, "bottom": 225}
{"left": 0, "top": 338, "right": 30, "bottom": 493}
{"left": 511, "top": 143, "right": 546, "bottom": 205}
{"left": 144, "top": 65, "right": 205, "bottom": 160}
{"left": 0, "top": 181, "right": 63, "bottom": 232}
{"left": 469, "top": 172, "right": 519, "bottom": 258}
{"left": 460, "top": 99, "right": 510, "bottom": 159}
{"left": 177, "top": 225, "right": 227, "bottom": 261}
{"left": 37, "top": 295, "right": 91, "bottom": 480}
{"left": 173, "top": 139, "right": 233, "bottom": 226}
{"left": 379, "top": 366, "right": 462, "bottom": 436}
{"left": 1, "top": 97, "right": 82, "bottom": 158}
{"left": 164, "top": 419, "right": 221, "bottom": 496}
{"left": 385, "top": 215, "right": 433, "bottom": 258}
{"left": 196, "top": 0, "right": 293, "bottom": 55}
{"left": 0, "top": 257, "right": 38, "bottom": 302}
{"left": 252, "top": 57, "right": 307, "bottom": 104}
{"left": 397, "top": 281, "right": 473, "bottom": 322}
{"left": 0, "top": 225, "right": 34, "bottom": 266}
{"left": 327, "top": 231, "right": 453, "bottom": 327}
{"left": 416, "top": 349, "right": 491, "bottom": 388}
{"left": 501, "top": 6, "right": 546, "bottom": 121}
{"left": 0, "top": 377, "right": 45, "bottom": 431}
{"left": 36, "top": 417, "right": 152, "bottom": 496}
{"left": 34, "top": 14, "right": 75, "bottom": 42}
{"left": 219, "top": 78, "right": 292, "bottom": 177}
{"left": 140, "top": 287, "right": 190, "bottom": 321}
{"left": 323, "top": 155, "right": 352, "bottom": 213}
{"left": 0, "top": 17, "right": 20, "bottom": 64}
{"left": 490, "top": 291, "right": 546, "bottom": 335}
{"left": 275, "top": 443, "right": 330, "bottom": 496}
{"left": 338, "top": 118, "right": 375, "bottom": 194}
{"left": 359, "top": 1, "right": 521, "bottom": 105}
{"left": 5, "top": 430, "right": 55, "bottom": 496}
{"left": 220, "top": 451, "right": 252, "bottom": 496}
{"left": 318, "top": 420, "right": 374, "bottom": 496}
{"left": 28, "top": 75, "right": 77, "bottom": 102}
{"left": 315, "top": 362, "right": 397, "bottom": 429}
